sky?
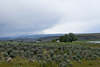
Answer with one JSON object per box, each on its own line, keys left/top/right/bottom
{"left": 0, "top": 0, "right": 100, "bottom": 37}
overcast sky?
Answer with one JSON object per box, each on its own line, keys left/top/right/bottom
{"left": 0, "top": 0, "right": 100, "bottom": 37}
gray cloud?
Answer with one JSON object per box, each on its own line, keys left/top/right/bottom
{"left": 0, "top": 0, "right": 100, "bottom": 37}
{"left": 0, "top": 0, "right": 61, "bottom": 37}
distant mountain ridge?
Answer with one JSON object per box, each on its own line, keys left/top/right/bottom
{"left": 0, "top": 34, "right": 64, "bottom": 40}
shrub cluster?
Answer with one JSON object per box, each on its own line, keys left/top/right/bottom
{"left": 0, "top": 41, "right": 100, "bottom": 67}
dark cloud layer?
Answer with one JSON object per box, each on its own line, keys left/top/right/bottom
{"left": 0, "top": 0, "right": 61, "bottom": 37}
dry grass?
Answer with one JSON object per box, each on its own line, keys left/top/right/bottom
{"left": 0, "top": 58, "right": 100, "bottom": 67}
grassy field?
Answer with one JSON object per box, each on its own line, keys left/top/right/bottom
{"left": 0, "top": 57, "right": 100, "bottom": 67}
{"left": 0, "top": 41, "right": 100, "bottom": 67}
{"left": 0, "top": 60, "right": 100, "bottom": 67}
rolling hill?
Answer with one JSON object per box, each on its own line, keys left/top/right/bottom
{"left": 0, "top": 33, "right": 100, "bottom": 42}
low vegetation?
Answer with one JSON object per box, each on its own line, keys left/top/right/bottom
{"left": 0, "top": 41, "right": 100, "bottom": 67}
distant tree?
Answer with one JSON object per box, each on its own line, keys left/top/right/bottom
{"left": 68, "top": 33, "right": 77, "bottom": 42}
{"left": 60, "top": 36, "right": 64, "bottom": 42}
{"left": 60, "top": 34, "right": 69, "bottom": 42}
{"left": 64, "top": 34, "right": 70, "bottom": 42}
{"left": 60, "top": 33, "right": 77, "bottom": 42}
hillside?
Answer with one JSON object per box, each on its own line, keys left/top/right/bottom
{"left": 0, "top": 33, "right": 100, "bottom": 42}
{"left": 39, "top": 33, "right": 100, "bottom": 41}
{"left": 76, "top": 33, "right": 100, "bottom": 41}
{"left": 0, "top": 34, "right": 63, "bottom": 42}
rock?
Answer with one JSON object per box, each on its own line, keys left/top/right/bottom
{"left": 7, "top": 57, "right": 12, "bottom": 62}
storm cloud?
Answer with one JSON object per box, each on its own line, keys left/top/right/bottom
{"left": 0, "top": 0, "right": 100, "bottom": 37}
